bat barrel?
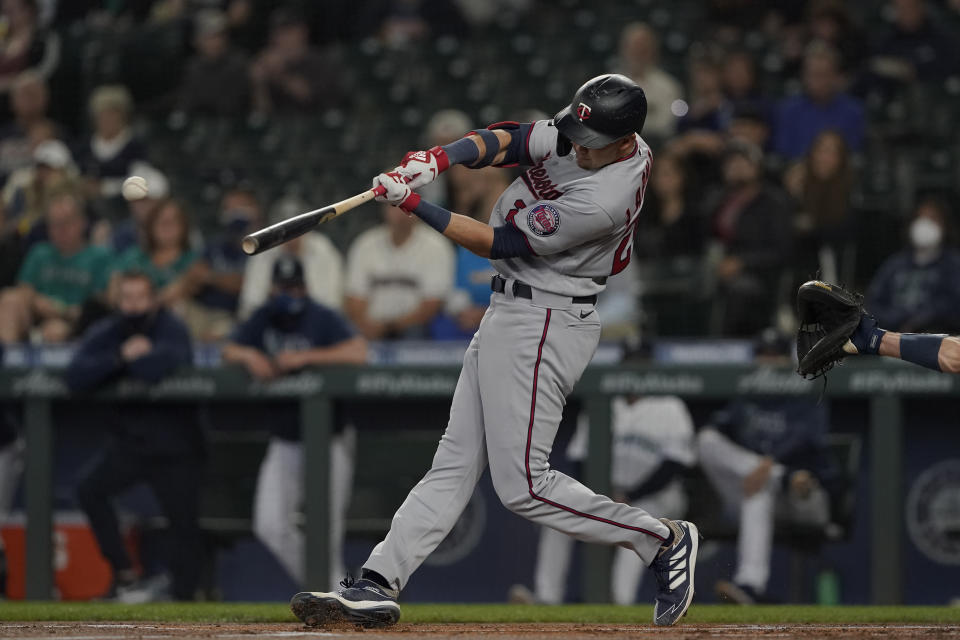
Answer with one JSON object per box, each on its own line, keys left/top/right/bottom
{"left": 241, "top": 235, "right": 260, "bottom": 255}
{"left": 241, "top": 205, "right": 334, "bottom": 255}
{"left": 240, "top": 186, "right": 384, "bottom": 255}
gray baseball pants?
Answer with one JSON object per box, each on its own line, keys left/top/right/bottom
{"left": 364, "top": 286, "right": 669, "bottom": 590}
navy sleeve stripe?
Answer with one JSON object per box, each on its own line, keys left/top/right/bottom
{"left": 491, "top": 224, "right": 536, "bottom": 259}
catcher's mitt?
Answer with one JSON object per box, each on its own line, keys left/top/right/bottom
{"left": 796, "top": 280, "right": 864, "bottom": 379}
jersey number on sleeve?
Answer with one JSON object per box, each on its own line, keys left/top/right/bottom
{"left": 611, "top": 180, "right": 648, "bottom": 275}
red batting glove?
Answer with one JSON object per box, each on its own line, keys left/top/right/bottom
{"left": 394, "top": 146, "right": 450, "bottom": 190}
{"left": 372, "top": 172, "right": 421, "bottom": 212}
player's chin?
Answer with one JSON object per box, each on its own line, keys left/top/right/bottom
{"left": 574, "top": 156, "right": 592, "bottom": 170}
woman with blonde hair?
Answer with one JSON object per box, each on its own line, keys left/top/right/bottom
{"left": 77, "top": 85, "right": 147, "bottom": 199}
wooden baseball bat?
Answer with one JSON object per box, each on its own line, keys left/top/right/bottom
{"left": 241, "top": 185, "right": 387, "bottom": 256}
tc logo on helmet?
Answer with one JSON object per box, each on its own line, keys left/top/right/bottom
{"left": 576, "top": 102, "right": 592, "bottom": 121}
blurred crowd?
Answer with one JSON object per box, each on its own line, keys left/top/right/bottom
{"left": 0, "top": 0, "right": 958, "bottom": 352}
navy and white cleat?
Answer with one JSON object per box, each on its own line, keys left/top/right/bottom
{"left": 650, "top": 518, "right": 701, "bottom": 626}
{"left": 290, "top": 577, "right": 401, "bottom": 628}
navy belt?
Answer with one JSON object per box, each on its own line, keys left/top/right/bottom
{"left": 491, "top": 275, "right": 597, "bottom": 305}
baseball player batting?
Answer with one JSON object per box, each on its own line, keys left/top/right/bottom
{"left": 291, "top": 74, "right": 701, "bottom": 628}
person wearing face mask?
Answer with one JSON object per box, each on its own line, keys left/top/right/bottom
{"left": 182, "top": 186, "right": 261, "bottom": 341}
{"left": 865, "top": 198, "right": 960, "bottom": 335}
{"left": 66, "top": 270, "right": 204, "bottom": 602}
{"left": 222, "top": 255, "right": 366, "bottom": 590}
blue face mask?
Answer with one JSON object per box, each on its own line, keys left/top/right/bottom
{"left": 224, "top": 216, "right": 250, "bottom": 235}
{"left": 271, "top": 293, "right": 305, "bottom": 317}
{"left": 122, "top": 311, "right": 154, "bottom": 334}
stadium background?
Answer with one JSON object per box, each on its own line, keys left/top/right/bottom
{"left": 0, "top": 0, "right": 958, "bottom": 609}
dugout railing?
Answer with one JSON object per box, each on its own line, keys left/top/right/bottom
{"left": 0, "top": 359, "right": 938, "bottom": 604}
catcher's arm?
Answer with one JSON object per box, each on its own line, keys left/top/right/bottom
{"left": 797, "top": 280, "right": 960, "bottom": 375}
{"left": 873, "top": 331, "right": 960, "bottom": 373}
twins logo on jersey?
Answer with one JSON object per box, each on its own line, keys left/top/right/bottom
{"left": 528, "top": 204, "right": 561, "bottom": 236}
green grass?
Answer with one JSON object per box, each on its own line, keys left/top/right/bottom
{"left": 1, "top": 603, "right": 960, "bottom": 625}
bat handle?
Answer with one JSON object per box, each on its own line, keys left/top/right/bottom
{"left": 372, "top": 184, "right": 387, "bottom": 198}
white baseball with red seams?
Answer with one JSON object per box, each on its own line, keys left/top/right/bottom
{"left": 363, "top": 119, "right": 671, "bottom": 591}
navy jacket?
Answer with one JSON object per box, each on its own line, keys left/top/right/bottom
{"left": 708, "top": 398, "right": 839, "bottom": 495}
{"left": 867, "top": 248, "right": 960, "bottom": 334}
{"left": 230, "top": 297, "right": 355, "bottom": 441}
{"left": 66, "top": 309, "right": 203, "bottom": 457}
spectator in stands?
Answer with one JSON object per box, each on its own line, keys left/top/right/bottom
{"left": 510, "top": 396, "right": 696, "bottom": 605}
{"left": 111, "top": 199, "right": 197, "bottom": 311}
{"left": 617, "top": 22, "right": 683, "bottom": 141}
{"left": 0, "top": 71, "right": 55, "bottom": 180}
{"left": 866, "top": 198, "right": 960, "bottom": 334}
{"left": 726, "top": 102, "right": 771, "bottom": 152}
{"left": 345, "top": 203, "right": 454, "bottom": 340}
{"left": 182, "top": 186, "right": 260, "bottom": 341}
{"left": 2, "top": 139, "right": 80, "bottom": 245}
{"left": 239, "top": 196, "right": 342, "bottom": 317}
{"left": 807, "top": 0, "right": 867, "bottom": 74}
{"left": 250, "top": 7, "right": 342, "bottom": 115}
{"left": 92, "top": 162, "right": 170, "bottom": 253}
{"left": 773, "top": 42, "right": 864, "bottom": 159}
{"left": 670, "top": 50, "right": 730, "bottom": 186}
{"left": 706, "top": 141, "right": 792, "bottom": 336}
{"left": 0, "top": 191, "right": 111, "bottom": 344}
{"left": 633, "top": 152, "right": 706, "bottom": 336}
{"left": 177, "top": 9, "right": 250, "bottom": 117}
{"left": 678, "top": 50, "right": 730, "bottom": 134}
{"left": 0, "top": 0, "right": 59, "bottom": 93}
{"left": 222, "top": 255, "right": 366, "bottom": 589}
{"left": 360, "top": 0, "right": 467, "bottom": 47}
{"left": 77, "top": 85, "right": 148, "bottom": 199}
{"left": 783, "top": 130, "right": 854, "bottom": 283}
{"left": 870, "top": 0, "right": 957, "bottom": 83}
{"left": 699, "top": 336, "right": 838, "bottom": 604}
{"left": 636, "top": 152, "right": 705, "bottom": 265}
{"left": 721, "top": 49, "right": 770, "bottom": 120}
{"left": 68, "top": 269, "right": 204, "bottom": 603}
{"left": 431, "top": 166, "right": 507, "bottom": 339}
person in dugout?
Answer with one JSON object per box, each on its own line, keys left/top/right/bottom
{"left": 67, "top": 269, "right": 204, "bottom": 602}
{"left": 222, "top": 254, "right": 366, "bottom": 589}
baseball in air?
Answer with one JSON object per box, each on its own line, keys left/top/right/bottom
{"left": 121, "top": 175, "right": 149, "bottom": 201}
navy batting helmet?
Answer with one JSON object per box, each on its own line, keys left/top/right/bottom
{"left": 553, "top": 74, "right": 647, "bottom": 155}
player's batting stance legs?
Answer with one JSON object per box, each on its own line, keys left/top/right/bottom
{"left": 367, "top": 294, "right": 670, "bottom": 585}
{"left": 292, "top": 291, "right": 697, "bottom": 627}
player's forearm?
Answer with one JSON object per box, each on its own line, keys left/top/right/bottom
{"left": 461, "top": 130, "right": 511, "bottom": 166}
{"left": 442, "top": 212, "right": 495, "bottom": 258}
{"left": 877, "top": 331, "right": 900, "bottom": 358}
{"left": 939, "top": 337, "right": 960, "bottom": 373}
{"left": 298, "top": 337, "right": 368, "bottom": 366}
{"left": 388, "top": 300, "right": 444, "bottom": 332}
{"left": 222, "top": 343, "right": 260, "bottom": 366}
{"left": 879, "top": 331, "right": 960, "bottom": 373}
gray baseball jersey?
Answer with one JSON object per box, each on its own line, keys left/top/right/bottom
{"left": 361, "top": 119, "right": 669, "bottom": 594}
{"left": 489, "top": 119, "right": 653, "bottom": 297}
